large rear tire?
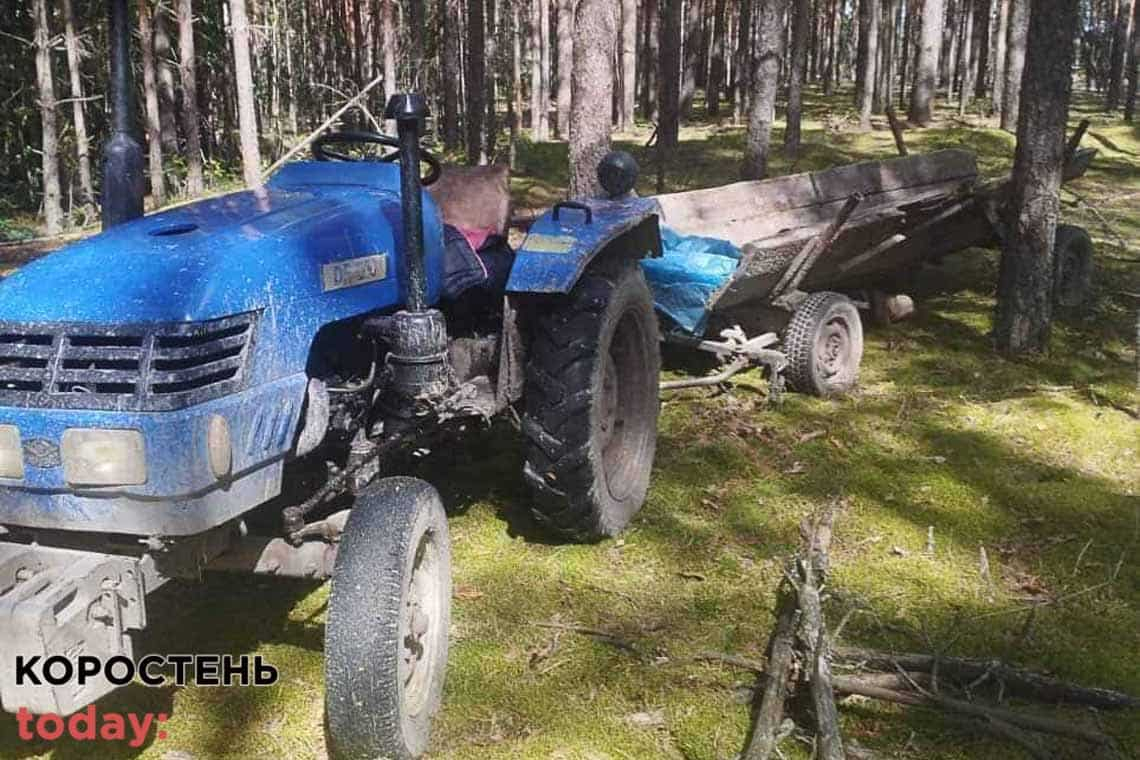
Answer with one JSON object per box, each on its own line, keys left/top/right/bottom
{"left": 523, "top": 261, "right": 661, "bottom": 541}
{"left": 784, "top": 291, "right": 863, "bottom": 397}
{"left": 325, "top": 477, "right": 451, "bottom": 760}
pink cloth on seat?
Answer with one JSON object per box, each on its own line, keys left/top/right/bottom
{"left": 456, "top": 226, "right": 497, "bottom": 252}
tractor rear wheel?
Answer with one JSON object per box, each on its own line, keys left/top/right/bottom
{"left": 523, "top": 261, "right": 660, "bottom": 542}
{"left": 784, "top": 291, "right": 863, "bottom": 397}
{"left": 325, "top": 477, "right": 451, "bottom": 760}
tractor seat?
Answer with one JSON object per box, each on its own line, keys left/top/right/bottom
{"left": 429, "top": 165, "right": 514, "bottom": 302}
{"left": 427, "top": 164, "right": 511, "bottom": 240}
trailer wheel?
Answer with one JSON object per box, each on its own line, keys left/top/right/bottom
{"left": 784, "top": 291, "right": 863, "bottom": 397}
{"left": 325, "top": 477, "right": 451, "bottom": 760}
{"left": 1053, "top": 224, "right": 1094, "bottom": 309}
{"left": 523, "top": 261, "right": 660, "bottom": 542}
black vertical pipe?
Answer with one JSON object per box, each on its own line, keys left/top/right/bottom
{"left": 384, "top": 93, "right": 430, "bottom": 313}
{"left": 101, "top": 0, "right": 145, "bottom": 229}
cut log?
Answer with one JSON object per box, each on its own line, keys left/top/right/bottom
{"left": 742, "top": 588, "right": 799, "bottom": 760}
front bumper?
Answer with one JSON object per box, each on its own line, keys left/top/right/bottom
{"left": 0, "top": 373, "right": 307, "bottom": 536}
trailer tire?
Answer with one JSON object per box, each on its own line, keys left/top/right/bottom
{"left": 785, "top": 292, "right": 863, "bottom": 397}
{"left": 325, "top": 477, "right": 451, "bottom": 760}
{"left": 523, "top": 261, "right": 660, "bottom": 542}
{"left": 1053, "top": 224, "right": 1094, "bottom": 309}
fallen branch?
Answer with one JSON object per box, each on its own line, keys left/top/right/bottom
{"left": 832, "top": 675, "right": 1117, "bottom": 748}
{"left": 531, "top": 621, "right": 639, "bottom": 655}
{"left": 833, "top": 647, "right": 1140, "bottom": 709}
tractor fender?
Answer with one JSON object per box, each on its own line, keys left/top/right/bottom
{"left": 506, "top": 197, "right": 662, "bottom": 294}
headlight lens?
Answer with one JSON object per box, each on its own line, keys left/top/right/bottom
{"left": 61, "top": 429, "right": 147, "bottom": 486}
{"left": 0, "top": 425, "right": 23, "bottom": 479}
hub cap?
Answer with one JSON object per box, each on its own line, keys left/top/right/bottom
{"left": 399, "top": 527, "right": 445, "bottom": 719}
{"left": 816, "top": 318, "right": 852, "bottom": 379}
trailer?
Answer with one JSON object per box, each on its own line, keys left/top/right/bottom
{"left": 643, "top": 142, "right": 1098, "bottom": 396}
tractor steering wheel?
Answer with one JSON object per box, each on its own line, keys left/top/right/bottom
{"left": 311, "top": 130, "right": 443, "bottom": 187}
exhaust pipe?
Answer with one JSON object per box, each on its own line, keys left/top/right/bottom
{"left": 365, "top": 94, "right": 450, "bottom": 408}
{"left": 101, "top": 0, "right": 145, "bottom": 229}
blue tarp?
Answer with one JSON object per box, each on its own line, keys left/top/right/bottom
{"left": 641, "top": 227, "right": 741, "bottom": 335}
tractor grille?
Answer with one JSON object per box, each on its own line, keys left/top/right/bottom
{"left": 0, "top": 313, "right": 257, "bottom": 411}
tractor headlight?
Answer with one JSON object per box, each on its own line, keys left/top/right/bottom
{"left": 0, "top": 425, "right": 23, "bottom": 479}
{"left": 61, "top": 429, "right": 147, "bottom": 486}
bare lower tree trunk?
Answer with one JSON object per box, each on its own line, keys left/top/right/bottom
{"left": 1127, "top": 0, "right": 1140, "bottom": 120}
{"left": 742, "top": 0, "right": 784, "bottom": 179}
{"left": 510, "top": 2, "right": 522, "bottom": 167}
{"left": 33, "top": 0, "right": 63, "bottom": 233}
{"left": 994, "top": 0, "right": 1079, "bottom": 354}
{"left": 659, "top": 0, "right": 683, "bottom": 149}
{"left": 999, "top": 0, "right": 1028, "bottom": 131}
{"left": 569, "top": 0, "right": 617, "bottom": 197}
{"left": 138, "top": 0, "right": 165, "bottom": 203}
{"left": 619, "top": 0, "right": 637, "bottom": 129}
{"left": 531, "top": 0, "right": 551, "bottom": 140}
{"left": 540, "top": 0, "right": 552, "bottom": 138}
{"left": 229, "top": 0, "right": 262, "bottom": 189}
{"left": 956, "top": 0, "right": 974, "bottom": 113}
{"left": 442, "top": 0, "right": 462, "bottom": 149}
{"left": 735, "top": 0, "right": 754, "bottom": 120}
{"left": 971, "top": 0, "right": 990, "bottom": 99}
{"left": 556, "top": 0, "right": 573, "bottom": 138}
{"left": 467, "top": 0, "right": 487, "bottom": 163}
{"left": 708, "top": 0, "right": 728, "bottom": 114}
{"left": 784, "top": 0, "right": 809, "bottom": 154}
{"left": 177, "top": 0, "right": 204, "bottom": 196}
{"left": 992, "top": 0, "right": 1009, "bottom": 113}
{"left": 908, "top": 0, "right": 944, "bottom": 124}
{"left": 642, "top": 0, "right": 660, "bottom": 119}
{"left": 681, "top": 0, "right": 702, "bottom": 115}
{"left": 61, "top": 0, "right": 96, "bottom": 218}
{"left": 1107, "top": 0, "right": 1131, "bottom": 109}
{"left": 856, "top": 0, "right": 880, "bottom": 129}
{"left": 382, "top": 0, "right": 398, "bottom": 107}
{"left": 154, "top": 1, "right": 179, "bottom": 157}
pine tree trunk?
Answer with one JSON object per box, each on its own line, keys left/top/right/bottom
{"left": 660, "top": 0, "right": 683, "bottom": 148}
{"left": 681, "top": 0, "right": 702, "bottom": 116}
{"left": 569, "top": 0, "right": 617, "bottom": 197}
{"left": 442, "top": 0, "right": 462, "bottom": 149}
{"left": 154, "top": 2, "right": 180, "bottom": 157}
{"left": 708, "top": 0, "right": 727, "bottom": 113}
{"left": 620, "top": 0, "right": 638, "bottom": 129}
{"left": 992, "top": 0, "right": 1009, "bottom": 113}
{"left": 823, "top": 0, "right": 837, "bottom": 94}
{"left": 1126, "top": 0, "right": 1139, "bottom": 119}
{"left": 898, "top": 0, "right": 911, "bottom": 104}
{"left": 530, "top": 0, "right": 551, "bottom": 139}
{"left": 908, "top": 0, "right": 944, "bottom": 123}
{"left": 643, "top": 0, "right": 660, "bottom": 120}
{"left": 487, "top": 0, "right": 500, "bottom": 159}
{"left": 856, "top": 0, "right": 880, "bottom": 129}
{"left": 229, "top": 0, "right": 262, "bottom": 189}
{"left": 1107, "top": 0, "right": 1132, "bottom": 109}
{"left": 541, "top": 0, "right": 552, "bottom": 138}
{"left": 784, "top": 0, "right": 809, "bottom": 153}
{"left": 139, "top": 0, "right": 166, "bottom": 203}
{"left": 994, "top": 0, "right": 1079, "bottom": 354}
{"left": 467, "top": 0, "right": 487, "bottom": 163}
{"left": 177, "top": 0, "right": 205, "bottom": 195}
{"left": 735, "top": 0, "right": 754, "bottom": 119}
{"left": 510, "top": 1, "right": 522, "bottom": 167}
{"left": 957, "top": 0, "right": 974, "bottom": 113}
{"left": 32, "top": 0, "right": 63, "bottom": 233}
{"left": 742, "top": 0, "right": 783, "bottom": 179}
{"left": 999, "top": 0, "right": 1027, "bottom": 130}
{"left": 61, "top": 0, "right": 96, "bottom": 218}
{"left": 556, "top": 0, "right": 573, "bottom": 138}
{"left": 971, "top": 0, "right": 989, "bottom": 98}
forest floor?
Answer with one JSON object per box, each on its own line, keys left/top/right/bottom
{"left": 1, "top": 88, "right": 1138, "bottom": 759}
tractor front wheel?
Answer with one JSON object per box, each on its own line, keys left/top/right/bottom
{"left": 325, "top": 477, "right": 451, "bottom": 760}
{"left": 523, "top": 261, "right": 661, "bottom": 542}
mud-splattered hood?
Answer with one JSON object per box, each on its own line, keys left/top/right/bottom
{"left": 0, "top": 162, "right": 445, "bottom": 325}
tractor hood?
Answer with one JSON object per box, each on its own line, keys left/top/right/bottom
{"left": 0, "top": 162, "right": 443, "bottom": 325}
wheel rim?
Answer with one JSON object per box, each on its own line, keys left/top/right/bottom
{"left": 599, "top": 308, "right": 651, "bottom": 503}
{"left": 815, "top": 316, "right": 852, "bottom": 380}
{"left": 399, "top": 527, "right": 445, "bottom": 719}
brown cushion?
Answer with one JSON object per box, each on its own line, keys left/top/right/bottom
{"left": 427, "top": 164, "right": 511, "bottom": 237}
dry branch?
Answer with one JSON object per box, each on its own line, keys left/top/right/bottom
{"left": 833, "top": 647, "right": 1140, "bottom": 709}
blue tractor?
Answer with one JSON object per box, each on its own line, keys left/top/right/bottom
{"left": 0, "top": 6, "right": 663, "bottom": 757}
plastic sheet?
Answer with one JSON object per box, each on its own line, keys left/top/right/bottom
{"left": 641, "top": 227, "right": 741, "bottom": 335}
